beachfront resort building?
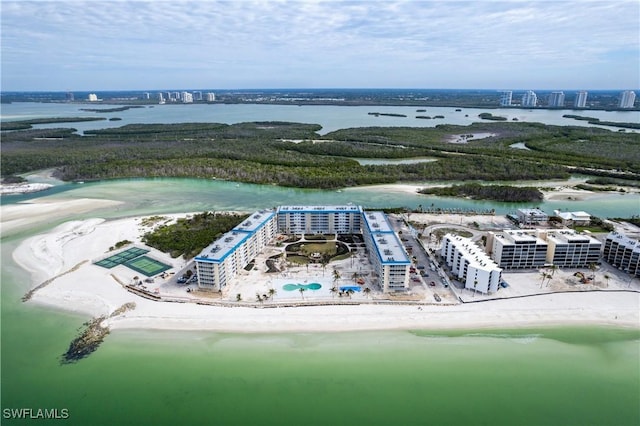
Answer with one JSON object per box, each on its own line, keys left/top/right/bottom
{"left": 487, "top": 230, "right": 549, "bottom": 269}
{"left": 441, "top": 234, "right": 502, "bottom": 294}
{"left": 552, "top": 210, "right": 591, "bottom": 227}
{"left": 603, "top": 232, "right": 640, "bottom": 277}
{"left": 362, "top": 211, "right": 411, "bottom": 292}
{"left": 545, "top": 229, "right": 602, "bottom": 268}
{"left": 195, "top": 205, "right": 410, "bottom": 293}
{"left": 487, "top": 228, "right": 601, "bottom": 269}
{"left": 195, "top": 210, "right": 277, "bottom": 291}
{"left": 276, "top": 205, "right": 362, "bottom": 235}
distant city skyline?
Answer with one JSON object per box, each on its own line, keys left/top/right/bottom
{"left": 1, "top": 1, "right": 639, "bottom": 91}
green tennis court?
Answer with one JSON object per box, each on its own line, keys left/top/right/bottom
{"left": 94, "top": 247, "right": 150, "bottom": 269}
{"left": 124, "top": 255, "right": 172, "bottom": 277}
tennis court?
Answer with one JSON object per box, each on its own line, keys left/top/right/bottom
{"left": 94, "top": 247, "right": 150, "bottom": 269}
{"left": 124, "top": 255, "right": 172, "bottom": 277}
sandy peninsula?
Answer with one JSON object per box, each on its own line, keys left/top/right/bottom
{"left": 7, "top": 201, "right": 639, "bottom": 333}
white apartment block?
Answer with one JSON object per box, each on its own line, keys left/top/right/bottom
{"left": 441, "top": 234, "right": 502, "bottom": 294}
{"left": 195, "top": 210, "right": 277, "bottom": 291}
{"left": 618, "top": 90, "right": 636, "bottom": 108}
{"left": 488, "top": 230, "right": 548, "bottom": 269}
{"left": 87, "top": 93, "right": 98, "bottom": 102}
{"left": 362, "top": 212, "right": 411, "bottom": 292}
{"left": 500, "top": 91, "right": 512, "bottom": 106}
{"left": 548, "top": 91, "right": 565, "bottom": 107}
{"left": 181, "top": 92, "right": 194, "bottom": 103}
{"left": 545, "top": 229, "right": 601, "bottom": 268}
{"left": 521, "top": 90, "right": 537, "bottom": 107}
{"left": 276, "top": 205, "right": 362, "bottom": 235}
{"left": 206, "top": 92, "right": 216, "bottom": 102}
{"left": 603, "top": 232, "right": 640, "bottom": 277}
{"left": 574, "top": 91, "right": 588, "bottom": 108}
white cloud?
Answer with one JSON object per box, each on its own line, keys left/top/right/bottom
{"left": 1, "top": 0, "right": 638, "bottom": 90}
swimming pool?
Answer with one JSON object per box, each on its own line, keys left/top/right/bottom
{"left": 339, "top": 286, "right": 361, "bottom": 292}
{"left": 282, "top": 283, "right": 322, "bottom": 291}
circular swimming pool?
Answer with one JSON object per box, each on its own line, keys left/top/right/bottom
{"left": 283, "top": 283, "right": 322, "bottom": 291}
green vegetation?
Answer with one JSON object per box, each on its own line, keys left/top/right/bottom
{"left": 419, "top": 183, "right": 543, "bottom": 202}
{"left": 80, "top": 106, "right": 145, "bottom": 113}
{"left": 563, "top": 114, "right": 640, "bottom": 130}
{"left": 1, "top": 175, "right": 26, "bottom": 184}
{"left": 478, "top": 112, "right": 507, "bottom": 121}
{"left": 585, "top": 177, "right": 640, "bottom": 188}
{"left": 0, "top": 117, "right": 105, "bottom": 131}
{"left": 141, "top": 211, "right": 249, "bottom": 259}
{"left": 1, "top": 120, "right": 639, "bottom": 189}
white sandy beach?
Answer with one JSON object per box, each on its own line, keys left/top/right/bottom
{"left": 6, "top": 201, "right": 639, "bottom": 333}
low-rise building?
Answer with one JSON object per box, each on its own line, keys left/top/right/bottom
{"left": 553, "top": 210, "right": 591, "bottom": 226}
{"left": 603, "top": 232, "right": 640, "bottom": 277}
{"left": 517, "top": 208, "right": 548, "bottom": 226}
{"left": 441, "top": 234, "right": 502, "bottom": 294}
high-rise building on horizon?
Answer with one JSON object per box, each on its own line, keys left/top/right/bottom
{"left": 521, "top": 90, "right": 537, "bottom": 107}
{"left": 181, "top": 91, "right": 193, "bottom": 103}
{"left": 619, "top": 90, "right": 636, "bottom": 108}
{"left": 548, "top": 91, "right": 565, "bottom": 108}
{"left": 574, "top": 91, "right": 588, "bottom": 108}
{"left": 206, "top": 92, "right": 216, "bottom": 102}
{"left": 499, "top": 91, "right": 512, "bottom": 107}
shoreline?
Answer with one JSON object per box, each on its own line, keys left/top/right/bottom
{"left": 8, "top": 210, "right": 639, "bottom": 334}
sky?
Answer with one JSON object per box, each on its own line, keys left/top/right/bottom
{"left": 1, "top": 0, "right": 639, "bottom": 91}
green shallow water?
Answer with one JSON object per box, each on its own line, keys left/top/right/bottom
{"left": 2, "top": 179, "right": 640, "bottom": 425}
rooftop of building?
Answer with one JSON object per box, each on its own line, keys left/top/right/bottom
{"left": 517, "top": 207, "right": 547, "bottom": 215}
{"left": 234, "top": 209, "right": 276, "bottom": 233}
{"left": 546, "top": 229, "right": 601, "bottom": 245}
{"left": 277, "top": 205, "right": 362, "bottom": 213}
{"left": 362, "top": 211, "right": 394, "bottom": 233}
{"left": 445, "top": 234, "right": 501, "bottom": 272}
{"left": 498, "top": 229, "right": 548, "bottom": 244}
{"left": 196, "top": 230, "right": 251, "bottom": 263}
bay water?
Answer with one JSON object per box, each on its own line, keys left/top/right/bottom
{"left": 1, "top": 104, "right": 639, "bottom": 425}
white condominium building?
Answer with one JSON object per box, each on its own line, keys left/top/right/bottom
{"left": 488, "top": 230, "right": 548, "bottom": 269}
{"left": 545, "top": 229, "right": 601, "bottom": 268}
{"left": 500, "top": 91, "right": 512, "bottom": 107}
{"left": 521, "top": 90, "right": 537, "bottom": 107}
{"left": 206, "top": 92, "right": 216, "bottom": 102}
{"left": 277, "top": 205, "right": 362, "bottom": 235}
{"left": 603, "top": 232, "right": 640, "bottom": 277}
{"left": 618, "top": 90, "right": 636, "bottom": 108}
{"left": 362, "top": 212, "right": 411, "bottom": 292}
{"left": 574, "top": 91, "right": 588, "bottom": 108}
{"left": 441, "top": 234, "right": 502, "bottom": 294}
{"left": 548, "top": 91, "right": 565, "bottom": 108}
{"left": 181, "top": 92, "right": 194, "bottom": 103}
{"left": 195, "top": 210, "right": 277, "bottom": 291}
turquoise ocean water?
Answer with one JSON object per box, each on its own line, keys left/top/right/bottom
{"left": 2, "top": 104, "right": 639, "bottom": 425}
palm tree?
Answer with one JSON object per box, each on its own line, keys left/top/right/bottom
{"left": 333, "top": 268, "right": 341, "bottom": 284}
{"left": 604, "top": 273, "right": 610, "bottom": 288}
{"left": 363, "top": 287, "right": 371, "bottom": 299}
{"left": 473, "top": 280, "right": 478, "bottom": 297}
{"left": 352, "top": 271, "right": 359, "bottom": 283}
{"left": 299, "top": 287, "right": 306, "bottom": 299}
{"left": 330, "top": 286, "right": 338, "bottom": 298}
{"left": 268, "top": 288, "right": 276, "bottom": 300}
{"left": 236, "top": 293, "right": 242, "bottom": 302}
{"left": 589, "top": 263, "right": 597, "bottom": 283}
{"left": 256, "top": 293, "right": 263, "bottom": 304}
{"left": 540, "top": 271, "right": 547, "bottom": 288}
{"left": 346, "top": 288, "right": 355, "bottom": 299}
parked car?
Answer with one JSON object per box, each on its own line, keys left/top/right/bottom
{"left": 412, "top": 277, "right": 421, "bottom": 282}
{"left": 417, "top": 265, "right": 425, "bottom": 270}
{"left": 429, "top": 281, "right": 436, "bottom": 287}
{"left": 433, "top": 294, "right": 441, "bottom": 302}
